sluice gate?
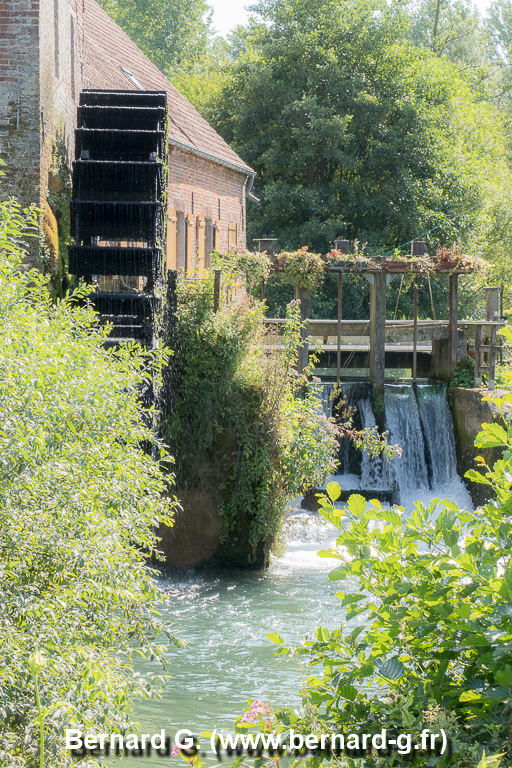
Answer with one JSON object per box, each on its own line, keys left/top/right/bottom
{"left": 68, "top": 89, "right": 168, "bottom": 347}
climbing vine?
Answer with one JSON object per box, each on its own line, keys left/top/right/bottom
{"left": 160, "top": 269, "right": 339, "bottom": 565}
{"left": 45, "top": 137, "right": 72, "bottom": 298}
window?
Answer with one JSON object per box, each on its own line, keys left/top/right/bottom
{"left": 205, "top": 219, "right": 213, "bottom": 269}
{"left": 213, "top": 221, "right": 221, "bottom": 252}
{"left": 185, "top": 214, "right": 194, "bottom": 274}
{"left": 166, "top": 210, "right": 178, "bottom": 271}
{"left": 176, "top": 212, "right": 186, "bottom": 271}
{"left": 196, "top": 216, "right": 206, "bottom": 276}
{"left": 228, "top": 222, "right": 237, "bottom": 250}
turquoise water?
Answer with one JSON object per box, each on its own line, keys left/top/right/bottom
{"left": 130, "top": 513, "right": 345, "bottom": 766}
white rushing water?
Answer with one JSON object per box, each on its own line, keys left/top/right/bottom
{"left": 316, "top": 381, "right": 473, "bottom": 511}
{"left": 129, "top": 381, "right": 473, "bottom": 767}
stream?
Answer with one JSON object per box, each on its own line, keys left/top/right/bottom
{"left": 130, "top": 384, "right": 473, "bottom": 766}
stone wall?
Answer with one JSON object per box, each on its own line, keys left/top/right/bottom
{"left": 0, "top": 0, "right": 41, "bottom": 205}
{"left": 449, "top": 387, "right": 506, "bottom": 506}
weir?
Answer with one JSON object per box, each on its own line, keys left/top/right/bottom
{"left": 317, "top": 382, "right": 472, "bottom": 509}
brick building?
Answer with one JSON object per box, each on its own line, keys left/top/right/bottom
{"left": 0, "top": 0, "right": 255, "bottom": 271}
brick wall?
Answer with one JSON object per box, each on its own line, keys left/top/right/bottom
{"left": 0, "top": 0, "right": 81, "bottom": 207}
{"left": 168, "top": 145, "right": 247, "bottom": 255}
{"left": 0, "top": 0, "right": 41, "bottom": 205}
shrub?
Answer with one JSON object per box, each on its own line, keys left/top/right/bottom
{"left": 263, "top": 379, "right": 512, "bottom": 766}
{"left": 161, "top": 270, "right": 339, "bottom": 564}
{"left": 0, "top": 197, "right": 178, "bottom": 766}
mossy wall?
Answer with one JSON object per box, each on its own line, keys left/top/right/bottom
{"left": 449, "top": 387, "right": 504, "bottom": 506}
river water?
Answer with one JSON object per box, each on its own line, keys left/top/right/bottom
{"left": 132, "top": 513, "right": 343, "bottom": 765}
{"left": 130, "top": 384, "right": 473, "bottom": 765}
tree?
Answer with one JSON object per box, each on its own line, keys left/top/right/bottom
{"left": 96, "top": 0, "right": 213, "bottom": 80}
{"left": 210, "top": 0, "right": 512, "bottom": 272}
{"left": 407, "top": 0, "right": 492, "bottom": 81}
{"left": 0, "top": 194, "right": 178, "bottom": 766}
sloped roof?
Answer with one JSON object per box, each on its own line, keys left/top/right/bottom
{"left": 82, "top": 0, "right": 253, "bottom": 175}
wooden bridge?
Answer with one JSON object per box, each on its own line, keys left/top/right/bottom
{"left": 263, "top": 317, "right": 504, "bottom": 388}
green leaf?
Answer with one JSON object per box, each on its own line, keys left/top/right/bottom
{"left": 326, "top": 481, "right": 341, "bottom": 501}
{"left": 380, "top": 508, "right": 401, "bottom": 526}
{"left": 460, "top": 690, "right": 482, "bottom": 702}
{"left": 338, "top": 684, "right": 358, "bottom": 701}
{"left": 266, "top": 633, "right": 284, "bottom": 645}
{"left": 475, "top": 423, "right": 509, "bottom": 448}
{"left": 377, "top": 658, "right": 404, "bottom": 680}
{"left": 347, "top": 494, "right": 366, "bottom": 517}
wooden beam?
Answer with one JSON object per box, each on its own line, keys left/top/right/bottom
{"left": 337, "top": 272, "right": 342, "bottom": 383}
{"left": 489, "top": 325, "right": 497, "bottom": 391}
{"left": 474, "top": 324, "right": 482, "bottom": 387}
{"left": 213, "top": 269, "right": 221, "bottom": 312}
{"left": 413, "top": 276, "right": 418, "bottom": 382}
{"left": 448, "top": 273, "right": 458, "bottom": 370}
{"left": 369, "top": 272, "right": 386, "bottom": 389}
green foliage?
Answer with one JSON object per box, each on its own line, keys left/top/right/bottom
{"left": 0, "top": 198, "right": 178, "bottom": 766}
{"left": 212, "top": 248, "right": 272, "bottom": 288}
{"left": 210, "top": 0, "right": 512, "bottom": 296}
{"left": 450, "top": 356, "right": 475, "bottom": 388}
{"left": 96, "top": 0, "right": 213, "bottom": 79}
{"left": 280, "top": 247, "right": 326, "bottom": 290}
{"left": 161, "top": 271, "right": 339, "bottom": 563}
{"left": 492, "top": 363, "right": 512, "bottom": 390}
{"left": 259, "top": 386, "right": 512, "bottom": 767}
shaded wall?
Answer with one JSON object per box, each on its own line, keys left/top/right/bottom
{"left": 449, "top": 387, "right": 505, "bottom": 506}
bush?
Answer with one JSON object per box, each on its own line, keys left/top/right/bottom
{"left": 262, "top": 377, "right": 512, "bottom": 767}
{"left": 0, "top": 198, "right": 178, "bottom": 766}
{"left": 161, "top": 269, "right": 340, "bottom": 564}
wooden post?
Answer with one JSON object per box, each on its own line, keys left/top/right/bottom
{"left": 213, "top": 269, "right": 221, "bottom": 312}
{"left": 448, "top": 273, "right": 458, "bottom": 371}
{"left": 369, "top": 272, "right": 386, "bottom": 390}
{"left": 489, "top": 325, "right": 497, "bottom": 391}
{"left": 295, "top": 284, "right": 310, "bottom": 374}
{"left": 412, "top": 276, "right": 418, "bottom": 382}
{"left": 474, "top": 324, "right": 482, "bottom": 387}
{"left": 337, "top": 272, "right": 342, "bottom": 383}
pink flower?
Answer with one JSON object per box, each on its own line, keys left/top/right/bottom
{"left": 172, "top": 745, "right": 180, "bottom": 757}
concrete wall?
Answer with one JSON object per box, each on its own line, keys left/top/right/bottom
{"left": 449, "top": 387, "right": 506, "bottom": 506}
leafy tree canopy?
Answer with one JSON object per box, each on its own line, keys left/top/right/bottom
{"left": 96, "top": 0, "right": 214, "bottom": 79}
{"left": 209, "top": 0, "right": 512, "bottom": 272}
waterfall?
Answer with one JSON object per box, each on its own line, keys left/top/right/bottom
{"left": 327, "top": 382, "right": 471, "bottom": 510}
{"left": 384, "top": 385, "right": 429, "bottom": 499}
{"left": 314, "top": 382, "right": 334, "bottom": 419}
{"left": 358, "top": 394, "right": 392, "bottom": 491}
{"left": 417, "top": 385, "right": 458, "bottom": 487}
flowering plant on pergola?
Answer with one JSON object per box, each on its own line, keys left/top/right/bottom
{"left": 278, "top": 247, "right": 326, "bottom": 290}
{"left": 435, "top": 242, "right": 487, "bottom": 273}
